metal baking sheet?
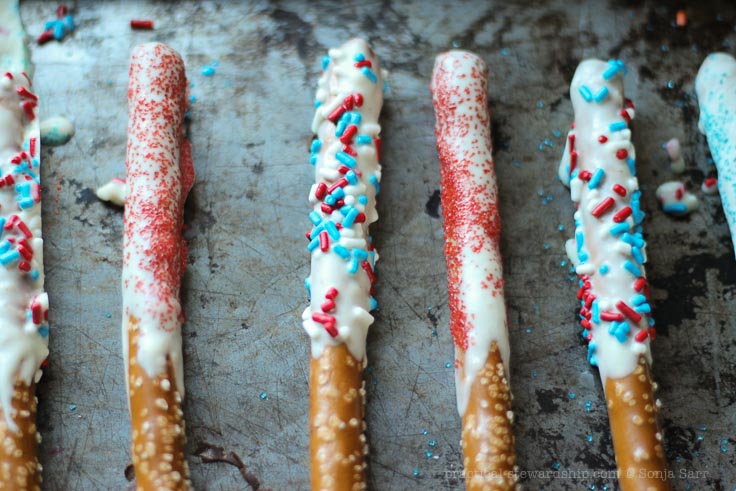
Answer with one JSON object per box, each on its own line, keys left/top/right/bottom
{"left": 20, "top": 0, "right": 736, "bottom": 489}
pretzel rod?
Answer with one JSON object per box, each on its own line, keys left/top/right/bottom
{"left": 123, "top": 43, "right": 194, "bottom": 490}
{"left": 0, "top": 8, "right": 48, "bottom": 483}
{"left": 696, "top": 52, "right": 736, "bottom": 257}
{"left": 431, "top": 50, "right": 517, "bottom": 490}
{"left": 302, "top": 38, "right": 385, "bottom": 490}
{"left": 558, "top": 59, "right": 669, "bottom": 490}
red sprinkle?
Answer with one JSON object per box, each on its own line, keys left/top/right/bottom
{"left": 374, "top": 137, "right": 381, "bottom": 161}
{"left": 354, "top": 60, "right": 373, "bottom": 68}
{"left": 320, "top": 202, "right": 333, "bottom": 214}
{"left": 616, "top": 148, "right": 628, "bottom": 160}
{"left": 624, "top": 98, "right": 635, "bottom": 109}
{"left": 327, "top": 105, "right": 347, "bottom": 123}
{"left": 612, "top": 184, "right": 627, "bottom": 197}
{"left": 343, "top": 95, "right": 355, "bottom": 110}
{"left": 613, "top": 206, "right": 632, "bottom": 223}
{"left": 598, "top": 135, "right": 608, "bottom": 143}
{"left": 578, "top": 170, "right": 592, "bottom": 181}
{"left": 704, "top": 177, "right": 717, "bottom": 188}
{"left": 569, "top": 151, "right": 578, "bottom": 174}
{"left": 315, "top": 182, "right": 327, "bottom": 200}
{"left": 634, "top": 329, "right": 649, "bottom": 342}
{"left": 600, "top": 311, "right": 624, "bottom": 322}
{"left": 648, "top": 327, "right": 657, "bottom": 341}
{"left": 17, "top": 244, "right": 33, "bottom": 260}
{"left": 17, "top": 221, "right": 32, "bottom": 238}
{"left": 633, "top": 277, "right": 647, "bottom": 292}
{"left": 18, "top": 261, "right": 30, "bottom": 272}
{"left": 319, "top": 231, "right": 329, "bottom": 252}
{"left": 29, "top": 138, "right": 36, "bottom": 157}
{"left": 616, "top": 300, "right": 642, "bottom": 323}
{"left": 355, "top": 212, "right": 366, "bottom": 223}
{"left": 620, "top": 109, "right": 631, "bottom": 123}
{"left": 675, "top": 187, "right": 684, "bottom": 200}
{"left": 591, "top": 197, "right": 615, "bottom": 218}
{"left": 16, "top": 86, "right": 38, "bottom": 101}
{"left": 340, "top": 124, "right": 358, "bottom": 144}
{"left": 320, "top": 299, "right": 335, "bottom": 312}
{"left": 31, "top": 300, "right": 42, "bottom": 324}
{"left": 327, "top": 178, "right": 348, "bottom": 193}
{"left": 361, "top": 261, "right": 375, "bottom": 283}
{"left": 352, "top": 93, "right": 364, "bottom": 107}
{"left": 568, "top": 133, "right": 575, "bottom": 147}
{"left": 325, "top": 287, "right": 338, "bottom": 300}
{"left": 130, "top": 19, "right": 155, "bottom": 30}
{"left": 37, "top": 31, "right": 55, "bottom": 45}
{"left": 581, "top": 319, "right": 591, "bottom": 329}
{"left": 21, "top": 101, "right": 36, "bottom": 121}
{"left": 342, "top": 145, "right": 357, "bottom": 157}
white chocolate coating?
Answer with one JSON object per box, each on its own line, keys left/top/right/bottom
{"left": 96, "top": 178, "right": 126, "bottom": 206}
{"left": 0, "top": 77, "right": 47, "bottom": 429}
{"left": 665, "top": 138, "right": 686, "bottom": 174}
{"left": 430, "top": 50, "right": 510, "bottom": 416}
{"left": 302, "top": 39, "right": 385, "bottom": 361}
{"left": 0, "top": 1, "right": 32, "bottom": 77}
{"left": 696, "top": 53, "right": 736, "bottom": 257}
{"left": 656, "top": 181, "right": 698, "bottom": 216}
{"left": 559, "top": 59, "right": 653, "bottom": 383}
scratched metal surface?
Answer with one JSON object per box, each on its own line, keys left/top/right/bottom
{"left": 17, "top": 0, "right": 736, "bottom": 489}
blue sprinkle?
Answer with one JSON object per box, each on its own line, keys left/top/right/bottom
{"left": 336, "top": 119, "right": 348, "bottom": 137}
{"left": 260, "top": 392, "right": 268, "bottom": 400}
{"left": 599, "top": 264, "right": 609, "bottom": 275}
{"left": 351, "top": 112, "right": 362, "bottom": 125}
{"left": 69, "top": 403, "right": 76, "bottom": 411}
{"left": 331, "top": 187, "right": 345, "bottom": 200}
{"left": 353, "top": 249, "right": 369, "bottom": 261}
{"left": 552, "top": 129, "right": 562, "bottom": 138}
{"left": 557, "top": 224, "right": 565, "bottom": 231}
{"left": 568, "top": 392, "right": 576, "bottom": 399}
{"left": 304, "top": 278, "right": 311, "bottom": 297}
{"left": 632, "top": 246, "right": 645, "bottom": 265}
{"left": 560, "top": 260, "right": 567, "bottom": 267}
{"left": 189, "top": 95, "right": 197, "bottom": 103}
{"left": 309, "top": 211, "right": 322, "bottom": 225}
{"left": 38, "top": 325, "right": 49, "bottom": 338}
{"left": 588, "top": 168, "right": 605, "bottom": 189}
{"left": 593, "top": 86, "right": 609, "bottom": 102}
{"left": 309, "top": 224, "right": 325, "bottom": 240}
{"left": 30, "top": 270, "right": 39, "bottom": 280}
{"left": 356, "top": 135, "right": 372, "bottom": 145}
{"left": 322, "top": 56, "right": 330, "bottom": 70}
{"left": 587, "top": 435, "right": 593, "bottom": 442}
{"left": 609, "top": 321, "right": 630, "bottom": 343}
{"left": 578, "top": 251, "right": 588, "bottom": 262}
{"left": 421, "top": 429, "right": 428, "bottom": 435}
{"left": 585, "top": 400, "right": 592, "bottom": 412}
{"left": 340, "top": 205, "right": 354, "bottom": 216}
{"left": 333, "top": 245, "right": 350, "bottom": 259}
{"left": 592, "top": 300, "right": 601, "bottom": 323}
{"left": 412, "top": 469, "right": 421, "bottom": 478}
{"left": 354, "top": 53, "right": 365, "bottom": 62}
{"left": 314, "top": 101, "right": 321, "bottom": 108}
{"left": 623, "top": 260, "right": 641, "bottom": 277}
{"left": 325, "top": 221, "right": 340, "bottom": 240}
{"left": 425, "top": 450, "right": 433, "bottom": 458}
{"left": 309, "top": 154, "right": 318, "bottom": 165}
{"left": 348, "top": 257, "right": 360, "bottom": 274}
{"left": 648, "top": 317, "right": 655, "bottom": 326}
{"left": 631, "top": 294, "right": 647, "bottom": 306}
{"left": 537, "top": 100, "right": 545, "bottom": 108}
{"left": 335, "top": 151, "right": 356, "bottom": 168}
{"left": 587, "top": 343, "right": 598, "bottom": 366}
{"left": 307, "top": 237, "right": 320, "bottom": 252}
{"left": 0, "top": 249, "right": 20, "bottom": 265}
{"left": 543, "top": 243, "right": 550, "bottom": 250}
{"left": 579, "top": 85, "right": 593, "bottom": 102}
{"left": 346, "top": 170, "right": 359, "bottom": 185}
{"left": 626, "top": 157, "right": 637, "bottom": 176}
{"left": 362, "top": 67, "right": 378, "bottom": 83}
{"left": 609, "top": 121, "right": 628, "bottom": 132}
{"left": 18, "top": 198, "right": 34, "bottom": 210}
{"left": 634, "top": 303, "right": 651, "bottom": 314}
{"left": 576, "top": 231, "right": 584, "bottom": 251}
{"left": 310, "top": 139, "right": 322, "bottom": 153}
{"left": 369, "top": 297, "right": 378, "bottom": 311}
{"left": 201, "top": 66, "right": 215, "bottom": 77}
{"left": 610, "top": 222, "right": 630, "bottom": 236}
{"left": 428, "top": 439, "right": 436, "bottom": 447}
{"left": 663, "top": 203, "right": 688, "bottom": 214}
{"left": 551, "top": 462, "right": 561, "bottom": 471}
{"left": 358, "top": 195, "right": 368, "bottom": 205}
{"left": 369, "top": 175, "right": 380, "bottom": 195}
